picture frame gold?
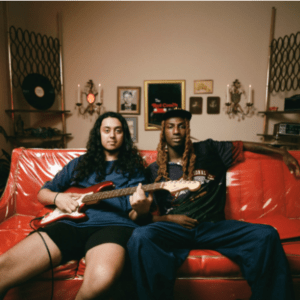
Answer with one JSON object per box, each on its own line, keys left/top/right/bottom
{"left": 144, "top": 80, "right": 186, "bottom": 130}
{"left": 194, "top": 80, "right": 213, "bottom": 94}
{"left": 117, "top": 86, "right": 141, "bottom": 115}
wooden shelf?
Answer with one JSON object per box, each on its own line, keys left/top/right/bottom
{"left": 5, "top": 109, "right": 71, "bottom": 114}
{"left": 257, "top": 134, "right": 300, "bottom": 148}
{"left": 260, "top": 141, "right": 299, "bottom": 147}
{"left": 8, "top": 133, "right": 71, "bottom": 139}
{"left": 7, "top": 134, "right": 72, "bottom": 148}
{"left": 257, "top": 134, "right": 300, "bottom": 138}
{"left": 8, "top": 133, "right": 71, "bottom": 142}
{"left": 5, "top": 23, "right": 68, "bottom": 148}
{"left": 258, "top": 110, "right": 300, "bottom": 115}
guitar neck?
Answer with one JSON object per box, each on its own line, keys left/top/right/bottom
{"left": 82, "top": 182, "right": 163, "bottom": 204}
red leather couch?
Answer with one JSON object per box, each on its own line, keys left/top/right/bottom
{"left": 1, "top": 148, "right": 300, "bottom": 300}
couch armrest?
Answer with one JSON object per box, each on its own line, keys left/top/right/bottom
{"left": 0, "top": 148, "right": 24, "bottom": 223}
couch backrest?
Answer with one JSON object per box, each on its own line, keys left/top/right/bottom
{"left": 1, "top": 148, "right": 300, "bottom": 220}
{"left": 225, "top": 151, "right": 300, "bottom": 220}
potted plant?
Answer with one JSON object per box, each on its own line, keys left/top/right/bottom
{"left": 0, "top": 126, "right": 11, "bottom": 197}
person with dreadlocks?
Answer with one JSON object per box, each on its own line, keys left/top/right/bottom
{"left": 127, "top": 109, "right": 300, "bottom": 300}
{"left": 0, "top": 111, "right": 151, "bottom": 300}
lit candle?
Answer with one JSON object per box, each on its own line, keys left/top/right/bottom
{"left": 98, "top": 84, "right": 102, "bottom": 103}
{"left": 77, "top": 84, "right": 81, "bottom": 104}
{"left": 248, "top": 85, "right": 252, "bottom": 103}
{"left": 226, "top": 84, "right": 230, "bottom": 103}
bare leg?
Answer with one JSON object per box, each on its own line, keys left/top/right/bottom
{"left": 75, "top": 243, "right": 126, "bottom": 300}
{"left": 0, "top": 232, "right": 62, "bottom": 297}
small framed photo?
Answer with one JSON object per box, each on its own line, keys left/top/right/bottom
{"left": 190, "top": 97, "right": 202, "bottom": 114}
{"left": 125, "top": 117, "right": 138, "bottom": 142}
{"left": 117, "top": 87, "right": 141, "bottom": 115}
{"left": 207, "top": 97, "right": 220, "bottom": 114}
{"left": 144, "top": 80, "right": 186, "bottom": 130}
{"left": 194, "top": 80, "right": 213, "bottom": 94}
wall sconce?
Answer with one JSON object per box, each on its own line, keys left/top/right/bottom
{"left": 225, "top": 79, "right": 254, "bottom": 120}
{"left": 76, "top": 80, "right": 102, "bottom": 115}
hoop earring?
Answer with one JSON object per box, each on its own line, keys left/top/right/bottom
{"left": 165, "top": 145, "right": 168, "bottom": 153}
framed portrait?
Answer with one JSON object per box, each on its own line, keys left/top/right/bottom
{"left": 207, "top": 97, "right": 220, "bottom": 114}
{"left": 190, "top": 97, "right": 203, "bottom": 114}
{"left": 194, "top": 80, "right": 213, "bottom": 94}
{"left": 125, "top": 117, "right": 138, "bottom": 142}
{"left": 144, "top": 80, "right": 186, "bottom": 130}
{"left": 117, "top": 87, "right": 141, "bottom": 115}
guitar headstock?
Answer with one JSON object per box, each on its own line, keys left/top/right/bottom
{"left": 162, "top": 180, "right": 201, "bottom": 193}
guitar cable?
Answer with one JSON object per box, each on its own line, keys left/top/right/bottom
{"left": 30, "top": 217, "right": 54, "bottom": 300}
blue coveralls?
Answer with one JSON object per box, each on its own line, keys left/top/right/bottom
{"left": 127, "top": 139, "right": 294, "bottom": 300}
{"left": 128, "top": 220, "right": 293, "bottom": 300}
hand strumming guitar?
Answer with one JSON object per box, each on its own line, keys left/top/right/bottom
{"left": 54, "top": 192, "right": 82, "bottom": 213}
{"left": 37, "top": 188, "right": 81, "bottom": 214}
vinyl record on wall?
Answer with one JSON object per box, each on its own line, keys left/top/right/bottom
{"left": 21, "top": 73, "right": 55, "bottom": 110}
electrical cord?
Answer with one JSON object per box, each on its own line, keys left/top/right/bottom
{"left": 30, "top": 217, "right": 54, "bottom": 300}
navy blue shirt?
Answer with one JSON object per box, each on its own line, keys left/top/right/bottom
{"left": 146, "top": 139, "right": 244, "bottom": 222}
{"left": 42, "top": 156, "right": 146, "bottom": 228}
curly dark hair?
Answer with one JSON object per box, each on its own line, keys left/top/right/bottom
{"left": 72, "top": 112, "right": 145, "bottom": 184}
{"left": 155, "top": 119, "right": 196, "bottom": 182}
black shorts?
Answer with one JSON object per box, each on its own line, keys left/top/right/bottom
{"left": 37, "top": 223, "right": 134, "bottom": 264}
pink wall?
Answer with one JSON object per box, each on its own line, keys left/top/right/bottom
{"left": 1, "top": 2, "right": 300, "bottom": 150}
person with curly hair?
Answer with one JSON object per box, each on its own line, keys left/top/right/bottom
{"left": 127, "top": 109, "right": 300, "bottom": 300}
{"left": 0, "top": 111, "right": 150, "bottom": 300}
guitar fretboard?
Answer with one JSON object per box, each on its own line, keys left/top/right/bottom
{"left": 82, "top": 182, "right": 163, "bottom": 204}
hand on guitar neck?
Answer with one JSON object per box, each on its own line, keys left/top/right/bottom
{"left": 129, "top": 183, "right": 154, "bottom": 222}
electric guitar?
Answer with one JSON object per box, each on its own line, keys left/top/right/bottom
{"left": 33, "top": 180, "right": 201, "bottom": 228}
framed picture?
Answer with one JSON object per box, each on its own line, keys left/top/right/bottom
{"left": 144, "top": 80, "right": 186, "bottom": 130}
{"left": 190, "top": 97, "right": 203, "bottom": 114}
{"left": 207, "top": 97, "right": 220, "bottom": 114}
{"left": 117, "top": 87, "right": 141, "bottom": 115}
{"left": 194, "top": 80, "right": 213, "bottom": 94}
{"left": 125, "top": 117, "right": 138, "bottom": 142}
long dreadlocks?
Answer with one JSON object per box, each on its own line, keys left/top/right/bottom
{"left": 155, "top": 119, "right": 196, "bottom": 182}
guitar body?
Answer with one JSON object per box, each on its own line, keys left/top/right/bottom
{"left": 33, "top": 181, "right": 115, "bottom": 229}
{"left": 32, "top": 179, "right": 201, "bottom": 229}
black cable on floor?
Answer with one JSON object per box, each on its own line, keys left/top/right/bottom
{"left": 30, "top": 218, "right": 54, "bottom": 300}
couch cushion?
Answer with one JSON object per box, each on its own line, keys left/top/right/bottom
{"left": 0, "top": 215, "right": 35, "bottom": 230}
{"left": 38, "top": 260, "right": 78, "bottom": 280}
{"left": 244, "top": 215, "right": 300, "bottom": 240}
{"left": 0, "top": 229, "right": 31, "bottom": 255}
{"left": 225, "top": 151, "right": 300, "bottom": 220}
{"left": 77, "top": 257, "right": 86, "bottom": 277}
{"left": 78, "top": 251, "right": 243, "bottom": 279}
{"left": 177, "top": 249, "right": 242, "bottom": 278}
{"left": 283, "top": 241, "right": 300, "bottom": 275}
{"left": 176, "top": 242, "right": 300, "bottom": 279}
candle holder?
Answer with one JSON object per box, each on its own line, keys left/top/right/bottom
{"left": 225, "top": 79, "right": 254, "bottom": 120}
{"left": 76, "top": 80, "right": 102, "bottom": 115}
